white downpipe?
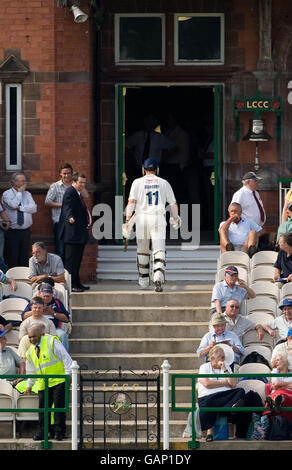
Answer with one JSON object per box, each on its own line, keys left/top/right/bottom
{"left": 162, "top": 360, "right": 171, "bottom": 450}
{"left": 71, "top": 360, "right": 79, "bottom": 450}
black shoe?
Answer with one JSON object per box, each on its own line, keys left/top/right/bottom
{"left": 154, "top": 281, "right": 163, "bottom": 292}
{"left": 266, "top": 396, "right": 274, "bottom": 412}
{"left": 55, "top": 432, "right": 63, "bottom": 441}
{"left": 274, "top": 394, "right": 284, "bottom": 412}
{"left": 72, "top": 286, "right": 84, "bottom": 292}
{"left": 33, "top": 433, "right": 44, "bottom": 441}
{"left": 78, "top": 284, "right": 90, "bottom": 290}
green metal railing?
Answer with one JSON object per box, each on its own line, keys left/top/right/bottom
{"left": 172, "top": 372, "right": 292, "bottom": 449}
{"left": 0, "top": 374, "right": 70, "bottom": 449}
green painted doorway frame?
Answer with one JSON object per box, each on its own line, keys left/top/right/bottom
{"left": 116, "top": 83, "right": 225, "bottom": 244}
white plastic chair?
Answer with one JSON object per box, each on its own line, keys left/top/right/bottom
{"left": 250, "top": 265, "right": 275, "bottom": 284}
{"left": 0, "top": 380, "right": 16, "bottom": 437}
{"left": 250, "top": 250, "right": 278, "bottom": 270}
{"left": 242, "top": 345, "right": 272, "bottom": 364}
{"left": 280, "top": 282, "right": 292, "bottom": 301}
{"left": 249, "top": 281, "right": 280, "bottom": 302}
{"left": 242, "top": 328, "right": 275, "bottom": 350}
{"left": 5, "top": 266, "right": 30, "bottom": 283}
{"left": 5, "top": 329, "right": 19, "bottom": 347}
{"left": 15, "top": 391, "right": 39, "bottom": 422}
{"left": 236, "top": 379, "right": 266, "bottom": 405}
{"left": 217, "top": 251, "right": 250, "bottom": 271}
{"left": 0, "top": 297, "right": 28, "bottom": 315}
{"left": 2, "top": 281, "right": 33, "bottom": 301}
{"left": 215, "top": 266, "right": 248, "bottom": 284}
{"left": 238, "top": 363, "right": 271, "bottom": 375}
{"left": 247, "top": 311, "right": 276, "bottom": 325}
{"left": 246, "top": 297, "right": 278, "bottom": 317}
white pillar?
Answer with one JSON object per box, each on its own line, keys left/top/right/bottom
{"left": 162, "top": 359, "right": 171, "bottom": 450}
{"left": 71, "top": 360, "right": 79, "bottom": 450}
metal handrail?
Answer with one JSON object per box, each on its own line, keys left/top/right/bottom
{"left": 278, "top": 178, "right": 292, "bottom": 224}
{"left": 0, "top": 374, "right": 70, "bottom": 449}
{"left": 171, "top": 372, "right": 292, "bottom": 449}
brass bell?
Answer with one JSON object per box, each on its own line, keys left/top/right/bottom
{"left": 242, "top": 118, "right": 272, "bottom": 142}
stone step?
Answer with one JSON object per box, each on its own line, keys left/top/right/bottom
{"left": 71, "top": 306, "right": 210, "bottom": 323}
{"left": 71, "top": 323, "right": 208, "bottom": 338}
{"left": 71, "top": 352, "right": 202, "bottom": 370}
{"left": 97, "top": 267, "right": 217, "bottom": 281}
{"left": 72, "top": 290, "right": 212, "bottom": 308}
{"left": 69, "top": 337, "right": 201, "bottom": 354}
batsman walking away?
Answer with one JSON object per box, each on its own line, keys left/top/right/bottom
{"left": 123, "top": 158, "right": 181, "bottom": 292}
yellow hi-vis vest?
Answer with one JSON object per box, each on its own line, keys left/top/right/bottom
{"left": 25, "top": 335, "right": 66, "bottom": 391}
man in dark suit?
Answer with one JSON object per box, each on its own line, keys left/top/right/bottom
{"left": 58, "top": 172, "right": 90, "bottom": 292}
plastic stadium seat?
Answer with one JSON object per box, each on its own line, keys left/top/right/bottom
{"left": 217, "top": 251, "right": 250, "bottom": 271}
{"left": 0, "top": 380, "right": 16, "bottom": 437}
{"left": 0, "top": 297, "right": 28, "bottom": 315}
{"left": 236, "top": 379, "right": 266, "bottom": 404}
{"left": 246, "top": 297, "right": 278, "bottom": 317}
{"left": 15, "top": 391, "right": 39, "bottom": 422}
{"left": 242, "top": 328, "right": 275, "bottom": 350}
{"left": 250, "top": 250, "right": 278, "bottom": 270}
{"left": 238, "top": 362, "right": 271, "bottom": 375}
{"left": 2, "top": 281, "right": 33, "bottom": 301}
{"left": 5, "top": 330, "right": 19, "bottom": 347}
{"left": 249, "top": 281, "right": 280, "bottom": 302}
{"left": 280, "top": 282, "right": 292, "bottom": 301}
{"left": 5, "top": 266, "right": 30, "bottom": 283}
{"left": 250, "top": 265, "right": 275, "bottom": 284}
{"left": 242, "top": 345, "right": 272, "bottom": 364}
{"left": 247, "top": 311, "right": 275, "bottom": 326}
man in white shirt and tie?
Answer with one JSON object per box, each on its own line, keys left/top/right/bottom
{"left": 1, "top": 172, "right": 37, "bottom": 268}
{"left": 231, "top": 171, "right": 266, "bottom": 227}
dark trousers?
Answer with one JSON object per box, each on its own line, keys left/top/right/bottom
{"left": 64, "top": 242, "right": 85, "bottom": 287}
{"left": 4, "top": 228, "right": 31, "bottom": 268}
{"left": 198, "top": 389, "right": 262, "bottom": 437}
{"left": 54, "top": 222, "right": 65, "bottom": 260}
{"left": 38, "top": 382, "right": 66, "bottom": 436}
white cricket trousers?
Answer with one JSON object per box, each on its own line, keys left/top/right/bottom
{"left": 135, "top": 213, "right": 166, "bottom": 284}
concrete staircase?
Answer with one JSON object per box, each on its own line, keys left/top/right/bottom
{"left": 96, "top": 245, "right": 220, "bottom": 282}
{"left": 69, "top": 281, "right": 212, "bottom": 445}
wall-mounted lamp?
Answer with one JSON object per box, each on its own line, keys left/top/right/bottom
{"left": 242, "top": 118, "right": 273, "bottom": 170}
{"left": 57, "top": 0, "right": 88, "bottom": 23}
{"left": 233, "top": 92, "right": 281, "bottom": 171}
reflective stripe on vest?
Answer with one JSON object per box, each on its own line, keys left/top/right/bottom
{"left": 26, "top": 335, "right": 66, "bottom": 390}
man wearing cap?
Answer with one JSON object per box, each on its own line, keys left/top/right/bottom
{"left": 274, "top": 233, "right": 292, "bottom": 282}
{"left": 263, "top": 298, "right": 292, "bottom": 343}
{"left": 219, "top": 202, "right": 262, "bottom": 257}
{"left": 211, "top": 265, "right": 256, "bottom": 314}
{"left": 231, "top": 171, "right": 266, "bottom": 227}
{"left": 277, "top": 204, "right": 292, "bottom": 243}
{"left": 21, "top": 283, "right": 70, "bottom": 351}
{"left": 124, "top": 157, "right": 180, "bottom": 292}
{"left": 209, "top": 299, "right": 265, "bottom": 341}
{"left": 197, "top": 312, "right": 245, "bottom": 364}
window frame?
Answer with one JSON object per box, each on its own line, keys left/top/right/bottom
{"left": 114, "top": 13, "right": 166, "bottom": 66}
{"left": 174, "top": 13, "right": 225, "bottom": 66}
{"left": 5, "top": 83, "right": 22, "bottom": 170}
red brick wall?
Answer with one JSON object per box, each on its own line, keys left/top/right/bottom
{"left": 0, "top": 0, "right": 97, "bottom": 281}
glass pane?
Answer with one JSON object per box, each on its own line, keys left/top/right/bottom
{"left": 119, "top": 17, "right": 162, "bottom": 61}
{"left": 178, "top": 16, "right": 221, "bottom": 61}
{"left": 9, "top": 87, "right": 17, "bottom": 165}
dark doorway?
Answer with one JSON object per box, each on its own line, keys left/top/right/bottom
{"left": 124, "top": 85, "right": 215, "bottom": 243}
